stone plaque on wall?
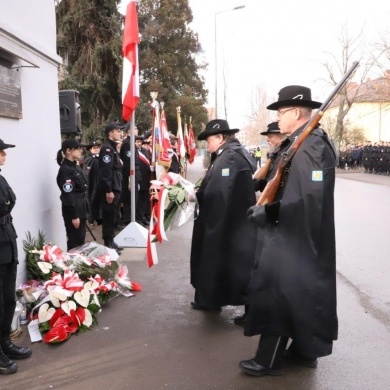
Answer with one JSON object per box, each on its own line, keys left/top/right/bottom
{"left": 0, "top": 58, "right": 22, "bottom": 119}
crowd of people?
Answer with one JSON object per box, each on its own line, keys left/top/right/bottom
{"left": 2, "top": 84, "right": 343, "bottom": 379}
{"left": 54, "top": 122, "right": 183, "bottom": 256}
{"left": 339, "top": 142, "right": 390, "bottom": 174}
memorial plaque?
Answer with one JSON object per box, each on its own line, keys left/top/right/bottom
{"left": 0, "top": 58, "right": 22, "bottom": 119}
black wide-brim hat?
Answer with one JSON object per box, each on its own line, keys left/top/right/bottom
{"left": 0, "top": 139, "right": 15, "bottom": 150}
{"left": 197, "top": 119, "right": 239, "bottom": 141}
{"left": 260, "top": 121, "right": 281, "bottom": 135}
{"left": 267, "top": 85, "right": 322, "bottom": 110}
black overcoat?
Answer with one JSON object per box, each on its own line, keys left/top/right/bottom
{"left": 0, "top": 173, "right": 18, "bottom": 264}
{"left": 245, "top": 126, "right": 338, "bottom": 358}
{"left": 190, "top": 138, "right": 257, "bottom": 308}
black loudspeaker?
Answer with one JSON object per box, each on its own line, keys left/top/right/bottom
{"left": 59, "top": 90, "right": 82, "bottom": 135}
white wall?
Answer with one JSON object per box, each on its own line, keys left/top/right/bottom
{"left": 0, "top": 0, "right": 66, "bottom": 286}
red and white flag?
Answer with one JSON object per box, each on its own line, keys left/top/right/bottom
{"left": 187, "top": 118, "right": 197, "bottom": 164}
{"left": 122, "top": 1, "right": 140, "bottom": 121}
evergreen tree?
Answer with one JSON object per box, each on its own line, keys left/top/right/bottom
{"left": 137, "top": 0, "right": 208, "bottom": 135}
{"left": 56, "top": 0, "right": 123, "bottom": 140}
{"left": 56, "top": 0, "right": 208, "bottom": 140}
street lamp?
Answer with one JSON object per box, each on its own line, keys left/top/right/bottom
{"left": 214, "top": 5, "right": 245, "bottom": 119}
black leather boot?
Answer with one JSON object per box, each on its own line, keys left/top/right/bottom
{"left": 1, "top": 337, "right": 32, "bottom": 360}
{"left": 0, "top": 346, "right": 17, "bottom": 375}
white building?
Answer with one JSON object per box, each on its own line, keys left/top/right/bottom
{"left": 0, "top": 0, "right": 66, "bottom": 286}
{"left": 324, "top": 76, "right": 390, "bottom": 143}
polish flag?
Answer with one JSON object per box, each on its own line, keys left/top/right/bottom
{"left": 122, "top": 1, "right": 140, "bottom": 121}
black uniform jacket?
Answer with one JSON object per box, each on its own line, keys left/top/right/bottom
{"left": 83, "top": 153, "right": 101, "bottom": 220}
{"left": 56, "top": 158, "right": 88, "bottom": 220}
{"left": 190, "top": 138, "right": 257, "bottom": 308}
{"left": 138, "top": 147, "right": 151, "bottom": 191}
{"left": 245, "top": 125, "right": 338, "bottom": 358}
{"left": 99, "top": 139, "right": 123, "bottom": 193}
{"left": 168, "top": 150, "right": 180, "bottom": 174}
{"left": 120, "top": 137, "right": 141, "bottom": 195}
{"left": 0, "top": 172, "right": 18, "bottom": 264}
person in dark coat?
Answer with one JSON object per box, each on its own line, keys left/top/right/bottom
{"left": 240, "top": 85, "right": 338, "bottom": 377}
{"left": 83, "top": 141, "right": 102, "bottom": 225}
{"left": 168, "top": 136, "right": 180, "bottom": 174}
{"left": 98, "top": 123, "right": 123, "bottom": 252}
{"left": 137, "top": 136, "right": 152, "bottom": 226}
{"left": 190, "top": 119, "right": 257, "bottom": 313}
{"left": 56, "top": 139, "right": 88, "bottom": 251}
{"left": 0, "top": 139, "right": 32, "bottom": 375}
{"left": 119, "top": 124, "right": 141, "bottom": 226}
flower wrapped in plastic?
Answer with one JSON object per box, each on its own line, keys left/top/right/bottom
{"left": 20, "top": 240, "right": 142, "bottom": 344}
{"left": 150, "top": 172, "right": 196, "bottom": 233}
{"left": 147, "top": 172, "right": 196, "bottom": 267}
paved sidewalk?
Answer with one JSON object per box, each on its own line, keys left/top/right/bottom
{"left": 3, "top": 155, "right": 390, "bottom": 390}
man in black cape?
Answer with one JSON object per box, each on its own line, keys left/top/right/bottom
{"left": 240, "top": 86, "right": 338, "bottom": 377}
{"left": 190, "top": 119, "right": 257, "bottom": 313}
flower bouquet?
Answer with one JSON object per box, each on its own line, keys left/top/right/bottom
{"left": 146, "top": 172, "right": 196, "bottom": 267}
{"left": 19, "top": 239, "right": 141, "bottom": 344}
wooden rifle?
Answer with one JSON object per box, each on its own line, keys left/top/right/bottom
{"left": 257, "top": 61, "right": 359, "bottom": 206}
{"left": 253, "top": 157, "right": 273, "bottom": 180}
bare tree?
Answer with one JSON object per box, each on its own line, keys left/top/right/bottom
{"left": 320, "top": 25, "right": 378, "bottom": 151}
{"left": 242, "top": 86, "right": 274, "bottom": 146}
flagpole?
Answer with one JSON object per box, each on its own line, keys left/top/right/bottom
{"left": 130, "top": 113, "right": 136, "bottom": 222}
{"left": 115, "top": 0, "right": 147, "bottom": 248}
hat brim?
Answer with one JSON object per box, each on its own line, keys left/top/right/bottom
{"left": 260, "top": 131, "right": 281, "bottom": 135}
{"left": 267, "top": 99, "right": 322, "bottom": 111}
{"left": 0, "top": 143, "right": 15, "bottom": 150}
{"left": 197, "top": 128, "right": 239, "bottom": 141}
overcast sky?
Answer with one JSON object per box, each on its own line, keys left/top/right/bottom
{"left": 120, "top": 0, "right": 390, "bottom": 128}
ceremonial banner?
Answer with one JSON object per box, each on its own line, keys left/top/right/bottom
{"left": 158, "top": 108, "right": 172, "bottom": 168}
{"left": 187, "top": 118, "right": 197, "bottom": 164}
{"left": 176, "top": 107, "right": 186, "bottom": 170}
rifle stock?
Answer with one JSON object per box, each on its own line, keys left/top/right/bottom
{"left": 253, "top": 157, "right": 272, "bottom": 180}
{"left": 257, "top": 61, "right": 359, "bottom": 206}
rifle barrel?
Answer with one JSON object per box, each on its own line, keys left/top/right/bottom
{"left": 256, "top": 61, "right": 360, "bottom": 206}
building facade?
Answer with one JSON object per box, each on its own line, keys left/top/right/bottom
{"left": 0, "top": 0, "right": 66, "bottom": 286}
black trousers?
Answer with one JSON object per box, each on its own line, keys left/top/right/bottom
{"left": 254, "top": 334, "right": 289, "bottom": 369}
{"left": 0, "top": 261, "right": 17, "bottom": 337}
{"left": 101, "top": 191, "right": 121, "bottom": 241}
{"left": 64, "top": 217, "right": 87, "bottom": 251}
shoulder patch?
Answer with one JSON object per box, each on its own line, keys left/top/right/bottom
{"left": 222, "top": 168, "right": 230, "bottom": 176}
{"left": 312, "top": 170, "right": 323, "bottom": 181}
{"left": 63, "top": 182, "right": 73, "bottom": 192}
{"left": 103, "top": 155, "right": 112, "bottom": 163}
